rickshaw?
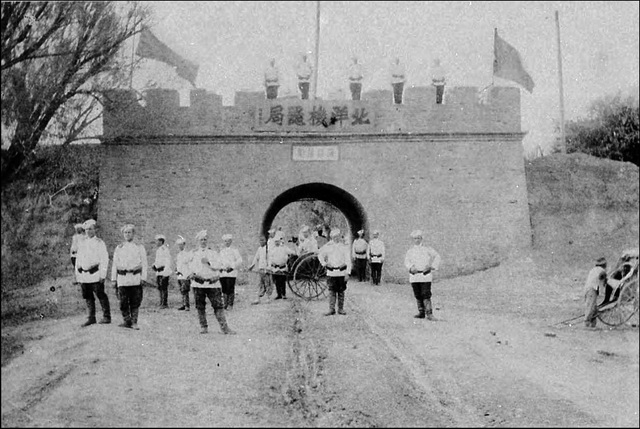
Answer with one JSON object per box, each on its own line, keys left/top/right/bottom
{"left": 285, "top": 251, "right": 328, "bottom": 300}
{"left": 597, "top": 248, "right": 639, "bottom": 327}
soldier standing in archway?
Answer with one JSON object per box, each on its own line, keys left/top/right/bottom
{"left": 352, "top": 229, "right": 368, "bottom": 282}
{"left": 318, "top": 229, "right": 352, "bottom": 316}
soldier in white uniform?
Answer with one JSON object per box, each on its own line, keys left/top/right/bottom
{"left": 219, "top": 233, "right": 243, "bottom": 310}
{"left": 296, "top": 54, "right": 312, "bottom": 100}
{"left": 189, "top": 230, "right": 235, "bottom": 335}
{"left": 248, "top": 235, "right": 273, "bottom": 305}
{"left": 75, "top": 219, "right": 110, "bottom": 327}
{"left": 318, "top": 229, "right": 352, "bottom": 316}
{"left": 175, "top": 235, "right": 192, "bottom": 311}
{"left": 152, "top": 234, "right": 172, "bottom": 309}
{"left": 269, "top": 231, "right": 294, "bottom": 300}
{"left": 111, "top": 224, "right": 148, "bottom": 330}
{"left": 264, "top": 58, "right": 280, "bottom": 100}
{"left": 390, "top": 57, "right": 406, "bottom": 104}
{"left": 352, "top": 229, "right": 368, "bottom": 282}
{"left": 348, "top": 56, "right": 364, "bottom": 101}
{"left": 367, "top": 230, "right": 386, "bottom": 285}
{"left": 404, "top": 229, "right": 441, "bottom": 320}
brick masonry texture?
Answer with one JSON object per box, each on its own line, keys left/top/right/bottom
{"left": 98, "top": 86, "right": 531, "bottom": 284}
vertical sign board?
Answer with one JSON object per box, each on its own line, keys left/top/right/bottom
{"left": 255, "top": 99, "right": 375, "bottom": 133}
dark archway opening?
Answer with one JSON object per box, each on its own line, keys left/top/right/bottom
{"left": 261, "top": 182, "right": 368, "bottom": 241}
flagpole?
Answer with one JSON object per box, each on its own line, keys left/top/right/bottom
{"left": 492, "top": 28, "right": 497, "bottom": 86}
{"left": 313, "top": 0, "right": 320, "bottom": 100}
{"left": 555, "top": 11, "right": 566, "bottom": 154}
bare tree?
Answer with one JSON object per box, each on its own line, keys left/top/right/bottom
{"left": 1, "top": 1, "right": 149, "bottom": 183}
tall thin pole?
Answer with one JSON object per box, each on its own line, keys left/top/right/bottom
{"left": 555, "top": 10, "right": 566, "bottom": 154}
{"left": 129, "top": 26, "right": 137, "bottom": 89}
{"left": 313, "top": 1, "right": 320, "bottom": 100}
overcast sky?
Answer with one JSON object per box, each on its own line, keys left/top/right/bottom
{"left": 134, "top": 1, "right": 640, "bottom": 155}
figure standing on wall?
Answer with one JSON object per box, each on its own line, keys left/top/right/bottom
{"left": 390, "top": 57, "right": 406, "bottom": 104}
{"left": 264, "top": 58, "right": 280, "bottom": 100}
{"left": 348, "top": 56, "right": 364, "bottom": 101}
{"left": 296, "top": 54, "right": 313, "bottom": 100}
{"left": 431, "top": 58, "right": 446, "bottom": 104}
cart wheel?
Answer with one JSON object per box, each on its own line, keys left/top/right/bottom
{"left": 289, "top": 253, "right": 327, "bottom": 300}
{"left": 597, "top": 277, "right": 639, "bottom": 327}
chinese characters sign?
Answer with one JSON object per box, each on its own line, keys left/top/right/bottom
{"left": 292, "top": 145, "right": 339, "bottom": 161}
{"left": 255, "top": 100, "right": 375, "bottom": 132}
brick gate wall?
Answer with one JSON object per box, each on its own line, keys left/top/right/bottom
{"left": 98, "top": 86, "right": 531, "bottom": 284}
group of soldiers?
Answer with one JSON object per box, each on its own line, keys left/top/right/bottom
{"left": 263, "top": 54, "right": 447, "bottom": 105}
{"left": 70, "top": 219, "right": 444, "bottom": 333}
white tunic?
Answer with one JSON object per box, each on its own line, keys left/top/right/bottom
{"left": 153, "top": 244, "right": 172, "bottom": 277}
{"left": 175, "top": 249, "right": 193, "bottom": 280}
{"left": 190, "top": 247, "right": 222, "bottom": 288}
{"left": 75, "top": 236, "right": 109, "bottom": 283}
{"left": 404, "top": 244, "right": 441, "bottom": 283}
{"left": 367, "top": 238, "right": 386, "bottom": 263}
{"left": 111, "top": 241, "right": 148, "bottom": 286}
{"left": 219, "top": 246, "right": 243, "bottom": 278}
{"left": 318, "top": 241, "right": 352, "bottom": 277}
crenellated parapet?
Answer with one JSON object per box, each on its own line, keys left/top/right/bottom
{"left": 102, "top": 85, "right": 520, "bottom": 139}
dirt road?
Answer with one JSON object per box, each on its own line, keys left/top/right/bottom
{"left": 2, "top": 257, "right": 638, "bottom": 427}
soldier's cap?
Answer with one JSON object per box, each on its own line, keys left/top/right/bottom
{"left": 410, "top": 230, "right": 423, "bottom": 238}
{"left": 301, "top": 225, "right": 309, "bottom": 233}
{"left": 155, "top": 234, "right": 166, "bottom": 242}
{"left": 330, "top": 229, "right": 341, "bottom": 238}
{"left": 83, "top": 219, "right": 97, "bottom": 229}
{"left": 175, "top": 235, "right": 186, "bottom": 245}
{"left": 195, "top": 230, "right": 208, "bottom": 240}
{"left": 74, "top": 223, "right": 85, "bottom": 231}
{"left": 274, "top": 231, "right": 285, "bottom": 241}
{"left": 357, "top": 229, "right": 364, "bottom": 236}
{"left": 373, "top": 230, "right": 380, "bottom": 235}
{"left": 222, "top": 234, "right": 233, "bottom": 241}
{"left": 121, "top": 224, "right": 135, "bottom": 233}
{"left": 268, "top": 228, "right": 275, "bottom": 234}
{"left": 595, "top": 257, "right": 607, "bottom": 267}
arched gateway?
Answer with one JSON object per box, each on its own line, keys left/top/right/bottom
{"left": 98, "top": 86, "right": 531, "bottom": 282}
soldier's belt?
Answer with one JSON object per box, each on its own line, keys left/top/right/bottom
{"left": 192, "top": 277, "right": 217, "bottom": 285}
{"left": 117, "top": 268, "right": 142, "bottom": 275}
{"left": 78, "top": 265, "right": 99, "bottom": 274}
{"left": 327, "top": 265, "right": 347, "bottom": 271}
{"left": 272, "top": 264, "right": 287, "bottom": 269}
{"left": 355, "top": 251, "right": 366, "bottom": 255}
{"left": 370, "top": 254, "right": 383, "bottom": 258}
{"left": 153, "top": 266, "right": 165, "bottom": 272}
{"left": 412, "top": 269, "right": 431, "bottom": 275}
{"left": 221, "top": 268, "right": 234, "bottom": 273}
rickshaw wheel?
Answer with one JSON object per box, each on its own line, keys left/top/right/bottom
{"left": 289, "top": 252, "right": 327, "bottom": 300}
{"left": 597, "top": 277, "right": 639, "bottom": 327}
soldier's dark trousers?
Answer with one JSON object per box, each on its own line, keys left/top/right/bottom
{"left": 350, "top": 82, "right": 362, "bottom": 101}
{"left": 194, "top": 287, "right": 233, "bottom": 334}
{"left": 266, "top": 85, "right": 278, "bottom": 100}
{"left": 435, "top": 85, "right": 445, "bottom": 104}
{"left": 220, "top": 277, "right": 236, "bottom": 310}
{"left": 273, "top": 274, "right": 287, "bottom": 298}
{"left": 355, "top": 258, "right": 367, "bottom": 281}
{"left": 298, "top": 82, "right": 310, "bottom": 100}
{"left": 81, "top": 282, "right": 111, "bottom": 322}
{"left": 326, "top": 277, "right": 347, "bottom": 315}
{"left": 370, "top": 262, "right": 383, "bottom": 285}
{"left": 411, "top": 282, "right": 433, "bottom": 319}
{"left": 157, "top": 275, "right": 169, "bottom": 307}
{"left": 392, "top": 82, "right": 404, "bottom": 104}
{"left": 178, "top": 279, "right": 191, "bottom": 310}
{"left": 118, "top": 285, "right": 143, "bottom": 327}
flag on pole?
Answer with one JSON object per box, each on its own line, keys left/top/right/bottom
{"left": 136, "top": 27, "right": 199, "bottom": 87}
{"left": 493, "top": 29, "right": 535, "bottom": 93}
